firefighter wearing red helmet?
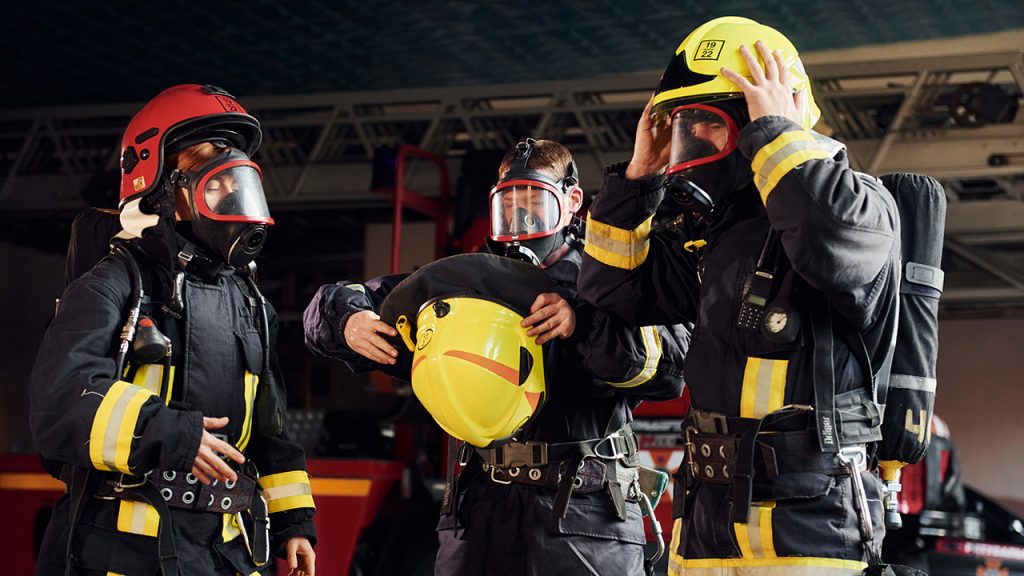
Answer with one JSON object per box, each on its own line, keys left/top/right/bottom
{"left": 30, "top": 85, "right": 315, "bottom": 575}
{"left": 579, "top": 17, "right": 901, "bottom": 575}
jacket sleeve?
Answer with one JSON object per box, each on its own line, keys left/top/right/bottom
{"left": 738, "top": 116, "right": 900, "bottom": 329}
{"left": 578, "top": 161, "right": 702, "bottom": 326}
{"left": 571, "top": 304, "right": 690, "bottom": 402}
{"left": 29, "top": 257, "right": 203, "bottom": 476}
{"left": 302, "top": 274, "right": 408, "bottom": 373}
{"left": 247, "top": 302, "right": 316, "bottom": 557}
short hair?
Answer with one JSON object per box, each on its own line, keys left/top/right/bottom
{"left": 497, "top": 139, "right": 576, "bottom": 186}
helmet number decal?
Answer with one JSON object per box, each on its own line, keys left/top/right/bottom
{"left": 694, "top": 40, "right": 724, "bottom": 61}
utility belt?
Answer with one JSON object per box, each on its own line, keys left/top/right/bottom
{"left": 684, "top": 396, "right": 877, "bottom": 525}
{"left": 480, "top": 454, "right": 609, "bottom": 494}
{"left": 95, "top": 469, "right": 257, "bottom": 514}
{"left": 59, "top": 464, "right": 271, "bottom": 576}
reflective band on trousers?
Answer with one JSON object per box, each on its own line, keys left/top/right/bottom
{"left": 668, "top": 519, "right": 867, "bottom": 576}
{"left": 259, "top": 470, "right": 315, "bottom": 513}
{"left": 116, "top": 500, "right": 159, "bottom": 537}
{"left": 584, "top": 213, "right": 652, "bottom": 270}
{"left": 740, "top": 358, "right": 788, "bottom": 419}
{"left": 751, "top": 130, "right": 829, "bottom": 203}
{"left": 607, "top": 326, "right": 661, "bottom": 388}
{"left": 89, "top": 380, "right": 157, "bottom": 473}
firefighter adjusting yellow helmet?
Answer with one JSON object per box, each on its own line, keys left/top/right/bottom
{"left": 652, "top": 16, "right": 821, "bottom": 130}
{"left": 409, "top": 296, "right": 546, "bottom": 448}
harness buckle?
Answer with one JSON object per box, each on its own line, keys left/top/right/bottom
{"left": 489, "top": 466, "right": 512, "bottom": 485}
{"left": 500, "top": 441, "right": 548, "bottom": 469}
{"left": 593, "top": 432, "right": 630, "bottom": 460}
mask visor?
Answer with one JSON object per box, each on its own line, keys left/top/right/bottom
{"left": 666, "top": 104, "right": 739, "bottom": 176}
{"left": 490, "top": 181, "right": 564, "bottom": 241}
{"left": 194, "top": 161, "right": 274, "bottom": 224}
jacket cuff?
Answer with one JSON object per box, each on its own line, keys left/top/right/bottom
{"left": 155, "top": 408, "right": 204, "bottom": 472}
{"left": 738, "top": 115, "right": 806, "bottom": 160}
{"left": 592, "top": 162, "right": 665, "bottom": 229}
{"left": 271, "top": 509, "right": 317, "bottom": 559}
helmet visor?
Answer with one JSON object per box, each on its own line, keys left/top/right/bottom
{"left": 195, "top": 161, "right": 273, "bottom": 223}
{"left": 667, "top": 104, "right": 739, "bottom": 175}
{"left": 490, "top": 182, "right": 564, "bottom": 241}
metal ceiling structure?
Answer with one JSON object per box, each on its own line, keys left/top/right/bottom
{"left": 1, "top": 31, "right": 1023, "bottom": 311}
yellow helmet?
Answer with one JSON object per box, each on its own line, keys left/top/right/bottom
{"left": 652, "top": 16, "right": 821, "bottom": 130}
{"left": 409, "top": 296, "right": 546, "bottom": 448}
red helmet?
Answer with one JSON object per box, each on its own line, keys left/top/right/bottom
{"left": 119, "top": 84, "right": 261, "bottom": 208}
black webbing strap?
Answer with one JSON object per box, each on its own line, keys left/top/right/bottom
{"left": 810, "top": 292, "right": 840, "bottom": 453}
{"left": 441, "top": 435, "right": 459, "bottom": 518}
{"left": 729, "top": 418, "right": 765, "bottom": 524}
{"left": 63, "top": 466, "right": 90, "bottom": 576}
{"left": 126, "top": 481, "right": 180, "bottom": 576}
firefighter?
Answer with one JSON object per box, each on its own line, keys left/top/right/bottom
{"left": 304, "top": 139, "right": 689, "bottom": 575}
{"left": 578, "top": 17, "right": 900, "bottom": 575}
{"left": 30, "top": 85, "right": 316, "bottom": 576}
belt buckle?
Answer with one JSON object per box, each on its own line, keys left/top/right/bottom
{"left": 501, "top": 441, "right": 546, "bottom": 468}
{"left": 693, "top": 411, "right": 729, "bottom": 434}
{"left": 113, "top": 471, "right": 150, "bottom": 491}
{"left": 684, "top": 426, "right": 699, "bottom": 476}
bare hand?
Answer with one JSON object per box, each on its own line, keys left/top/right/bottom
{"left": 191, "top": 417, "right": 244, "bottom": 485}
{"left": 285, "top": 536, "right": 316, "bottom": 576}
{"left": 625, "top": 95, "right": 673, "bottom": 180}
{"left": 521, "top": 293, "right": 576, "bottom": 345}
{"left": 720, "top": 41, "right": 801, "bottom": 125}
{"left": 344, "top": 310, "right": 398, "bottom": 365}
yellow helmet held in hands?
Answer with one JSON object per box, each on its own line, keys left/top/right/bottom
{"left": 410, "top": 296, "right": 546, "bottom": 448}
{"left": 652, "top": 16, "right": 821, "bottom": 130}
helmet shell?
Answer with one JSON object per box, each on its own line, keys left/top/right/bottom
{"left": 119, "top": 84, "right": 261, "bottom": 207}
{"left": 411, "top": 296, "right": 546, "bottom": 448}
{"left": 653, "top": 16, "right": 821, "bottom": 129}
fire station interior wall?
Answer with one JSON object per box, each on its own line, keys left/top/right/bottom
{"left": 933, "top": 315, "right": 1024, "bottom": 515}
{"left": 0, "top": 241, "right": 65, "bottom": 453}
{"left": 364, "top": 221, "right": 438, "bottom": 278}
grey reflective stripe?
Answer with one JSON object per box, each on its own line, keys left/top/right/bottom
{"left": 101, "top": 388, "right": 137, "bottom": 469}
{"left": 263, "top": 482, "right": 313, "bottom": 502}
{"left": 754, "top": 138, "right": 825, "bottom": 190}
{"left": 889, "top": 373, "right": 937, "bottom": 393}
{"left": 586, "top": 230, "right": 649, "bottom": 261}
{"left": 905, "top": 262, "right": 944, "bottom": 292}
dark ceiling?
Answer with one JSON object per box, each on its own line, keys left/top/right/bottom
{"left": 3, "top": 0, "right": 1022, "bottom": 109}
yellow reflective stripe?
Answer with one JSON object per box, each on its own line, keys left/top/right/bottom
{"left": 671, "top": 558, "right": 867, "bottom": 571}
{"left": 236, "top": 371, "right": 257, "bottom": 452}
{"left": 668, "top": 518, "right": 684, "bottom": 576}
{"left": 584, "top": 213, "right": 652, "bottom": 270}
{"left": 89, "top": 380, "right": 156, "bottom": 473}
{"left": 107, "top": 572, "right": 125, "bottom": 576}
{"left": 734, "top": 502, "right": 777, "bottom": 559}
{"left": 222, "top": 513, "right": 241, "bottom": 542}
{"left": 260, "top": 471, "right": 315, "bottom": 513}
{"left": 132, "top": 364, "right": 161, "bottom": 396}
{"left": 607, "top": 326, "right": 661, "bottom": 389}
{"left": 116, "top": 499, "right": 159, "bottom": 537}
{"left": 740, "top": 358, "right": 789, "bottom": 419}
{"left": 751, "top": 130, "right": 829, "bottom": 203}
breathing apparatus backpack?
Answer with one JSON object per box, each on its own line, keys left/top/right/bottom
{"left": 872, "top": 173, "right": 947, "bottom": 528}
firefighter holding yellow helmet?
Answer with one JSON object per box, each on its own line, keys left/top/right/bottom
{"left": 580, "top": 17, "right": 902, "bottom": 575}
{"left": 305, "top": 139, "right": 690, "bottom": 575}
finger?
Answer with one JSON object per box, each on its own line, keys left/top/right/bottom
{"left": 773, "top": 49, "right": 792, "bottom": 88}
{"left": 523, "top": 309, "right": 558, "bottom": 335}
{"left": 529, "top": 293, "right": 553, "bottom": 314}
{"left": 720, "top": 67, "right": 755, "bottom": 94}
{"left": 208, "top": 437, "right": 246, "bottom": 465}
{"left": 536, "top": 317, "right": 568, "bottom": 345}
{"left": 202, "top": 416, "right": 229, "bottom": 430}
{"left": 192, "top": 465, "right": 211, "bottom": 485}
{"left": 205, "top": 454, "right": 238, "bottom": 483}
{"left": 755, "top": 40, "right": 777, "bottom": 82}
{"left": 368, "top": 319, "right": 398, "bottom": 338}
{"left": 287, "top": 544, "right": 298, "bottom": 570}
{"left": 366, "top": 332, "right": 399, "bottom": 358}
{"left": 353, "top": 341, "right": 396, "bottom": 365}
{"left": 193, "top": 454, "right": 219, "bottom": 485}
{"left": 738, "top": 45, "right": 765, "bottom": 85}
